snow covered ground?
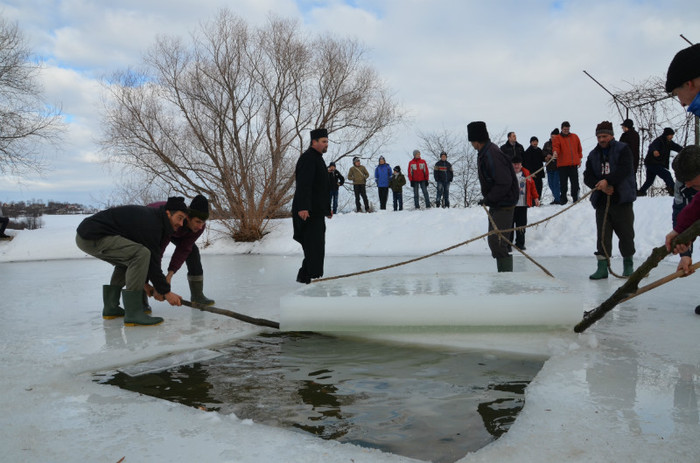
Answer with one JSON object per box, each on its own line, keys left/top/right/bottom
{"left": 1, "top": 197, "right": 699, "bottom": 462}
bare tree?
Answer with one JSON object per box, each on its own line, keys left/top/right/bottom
{"left": 101, "top": 11, "right": 402, "bottom": 241}
{"left": 611, "top": 76, "right": 696, "bottom": 194}
{"left": 0, "top": 16, "right": 63, "bottom": 176}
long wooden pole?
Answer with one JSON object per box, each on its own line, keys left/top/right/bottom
{"left": 574, "top": 219, "right": 700, "bottom": 333}
{"left": 182, "top": 299, "right": 280, "bottom": 329}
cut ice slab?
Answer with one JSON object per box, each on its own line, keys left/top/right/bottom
{"left": 280, "top": 272, "right": 582, "bottom": 332}
{"left": 118, "top": 349, "right": 222, "bottom": 377}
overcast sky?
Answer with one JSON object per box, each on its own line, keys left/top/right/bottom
{"left": 1, "top": 0, "right": 698, "bottom": 206}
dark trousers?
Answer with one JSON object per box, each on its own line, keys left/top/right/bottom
{"left": 378, "top": 186, "right": 389, "bottom": 210}
{"left": 412, "top": 181, "right": 431, "bottom": 208}
{"left": 436, "top": 181, "right": 450, "bottom": 208}
{"left": 353, "top": 184, "right": 370, "bottom": 212}
{"left": 595, "top": 202, "right": 635, "bottom": 258}
{"left": 329, "top": 190, "right": 339, "bottom": 214}
{"left": 558, "top": 166, "right": 580, "bottom": 204}
{"left": 293, "top": 215, "right": 326, "bottom": 279}
{"left": 638, "top": 165, "right": 674, "bottom": 193}
{"left": 392, "top": 191, "right": 403, "bottom": 211}
{"left": 0, "top": 216, "right": 8, "bottom": 235}
{"left": 533, "top": 175, "right": 543, "bottom": 199}
{"left": 509, "top": 206, "right": 528, "bottom": 248}
{"left": 174, "top": 241, "right": 203, "bottom": 276}
{"left": 487, "top": 206, "right": 515, "bottom": 259}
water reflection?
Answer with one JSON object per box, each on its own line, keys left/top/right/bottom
{"left": 98, "top": 332, "right": 543, "bottom": 463}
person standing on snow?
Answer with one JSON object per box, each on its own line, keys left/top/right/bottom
{"left": 147, "top": 195, "right": 215, "bottom": 307}
{"left": 408, "top": 150, "right": 431, "bottom": 209}
{"left": 389, "top": 166, "right": 406, "bottom": 211}
{"left": 433, "top": 151, "right": 453, "bottom": 208}
{"left": 510, "top": 155, "right": 540, "bottom": 251}
{"left": 636, "top": 128, "right": 683, "bottom": 197}
{"left": 523, "top": 136, "right": 545, "bottom": 198}
{"left": 374, "top": 156, "right": 392, "bottom": 210}
{"left": 583, "top": 121, "right": 636, "bottom": 280}
{"left": 327, "top": 162, "right": 344, "bottom": 215}
{"left": 75, "top": 197, "right": 187, "bottom": 326}
{"left": 347, "top": 156, "right": 371, "bottom": 213}
{"left": 468, "top": 120, "right": 519, "bottom": 272}
{"left": 542, "top": 128, "right": 561, "bottom": 205}
{"left": 552, "top": 121, "right": 583, "bottom": 205}
{"left": 292, "top": 128, "right": 333, "bottom": 284}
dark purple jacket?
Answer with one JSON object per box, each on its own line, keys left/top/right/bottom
{"left": 148, "top": 201, "right": 205, "bottom": 273}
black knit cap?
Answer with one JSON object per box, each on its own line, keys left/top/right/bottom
{"left": 672, "top": 145, "right": 700, "bottom": 183}
{"left": 165, "top": 196, "right": 188, "bottom": 213}
{"left": 621, "top": 119, "right": 634, "bottom": 129}
{"left": 188, "top": 194, "right": 209, "bottom": 221}
{"left": 467, "top": 121, "right": 489, "bottom": 142}
{"left": 512, "top": 155, "right": 523, "bottom": 164}
{"left": 310, "top": 128, "right": 328, "bottom": 140}
{"left": 665, "top": 44, "right": 700, "bottom": 93}
{"left": 551, "top": 128, "right": 560, "bottom": 136}
{"left": 662, "top": 127, "right": 675, "bottom": 137}
{"left": 595, "top": 121, "right": 614, "bottom": 136}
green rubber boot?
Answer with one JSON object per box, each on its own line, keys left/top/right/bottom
{"left": 496, "top": 255, "right": 513, "bottom": 272}
{"left": 102, "top": 285, "right": 125, "bottom": 319}
{"left": 188, "top": 275, "right": 215, "bottom": 306}
{"left": 622, "top": 256, "right": 634, "bottom": 277}
{"left": 141, "top": 290, "right": 152, "bottom": 314}
{"left": 589, "top": 257, "right": 609, "bottom": 280}
{"left": 122, "top": 290, "right": 164, "bottom": 326}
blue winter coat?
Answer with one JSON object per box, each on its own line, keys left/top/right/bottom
{"left": 375, "top": 163, "right": 392, "bottom": 188}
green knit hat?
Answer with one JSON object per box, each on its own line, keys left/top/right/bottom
{"left": 672, "top": 145, "right": 700, "bottom": 183}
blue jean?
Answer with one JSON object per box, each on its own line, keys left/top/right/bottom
{"left": 329, "top": 190, "right": 339, "bottom": 214}
{"left": 412, "top": 181, "right": 431, "bottom": 209}
{"left": 638, "top": 164, "right": 674, "bottom": 193}
{"left": 547, "top": 170, "right": 561, "bottom": 202}
{"left": 436, "top": 181, "right": 450, "bottom": 208}
{"left": 392, "top": 191, "right": 403, "bottom": 211}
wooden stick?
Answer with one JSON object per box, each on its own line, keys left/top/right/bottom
{"left": 182, "top": 299, "right": 280, "bottom": 329}
{"left": 574, "top": 219, "right": 700, "bottom": 333}
{"left": 620, "top": 261, "right": 700, "bottom": 303}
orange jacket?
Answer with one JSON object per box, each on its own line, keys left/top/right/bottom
{"left": 521, "top": 167, "right": 540, "bottom": 207}
{"left": 552, "top": 133, "right": 582, "bottom": 167}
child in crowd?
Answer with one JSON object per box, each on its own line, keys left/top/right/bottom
{"left": 389, "top": 166, "right": 406, "bottom": 211}
{"left": 511, "top": 155, "right": 540, "bottom": 250}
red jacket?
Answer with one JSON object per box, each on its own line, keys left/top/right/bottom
{"left": 521, "top": 167, "right": 540, "bottom": 207}
{"left": 552, "top": 133, "right": 583, "bottom": 167}
{"left": 408, "top": 158, "right": 430, "bottom": 182}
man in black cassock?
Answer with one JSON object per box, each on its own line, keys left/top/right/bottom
{"left": 292, "top": 128, "right": 332, "bottom": 284}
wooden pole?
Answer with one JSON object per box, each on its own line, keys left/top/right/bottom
{"left": 182, "top": 299, "right": 280, "bottom": 329}
{"left": 574, "top": 219, "right": 700, "bottom": 333}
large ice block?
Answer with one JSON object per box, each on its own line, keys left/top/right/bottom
{"left": 280, "top": 272, "right": 581, "bottom": 332}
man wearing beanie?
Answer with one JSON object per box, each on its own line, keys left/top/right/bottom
{"left": 292, "top": 128, "right": 332, "bottom": 284}
{"left": 433, "top": 151, "right": 453, "bottom": 208}
{"left": 148, "top": 194, "right": 215, "bottom": 307}
{"left": 468, "top": 121, "right": 519, "bottom": 272}
{"left": 667, "top": 145, "right": 700, "bottom": 314}
{"left": 637, "top": 127, "right": 683, "bottom": 197}
{"left": 583, "top": 121, "right": 637, "bottom": 280}
{"left": 665, "top": 43, "right": 700, "bottom": 118}
{"left": 552, "top": 121, "right": 583, "bottom": 205}
{"left": 75, "top": 197, "right": 187, "bottom": 326}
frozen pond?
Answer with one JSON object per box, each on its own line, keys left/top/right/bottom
{"left": 1, "top": 252, "right": 699, "bottom": 462}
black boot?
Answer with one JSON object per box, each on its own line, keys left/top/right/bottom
{"left": 496, "top": 256, "right": 513, "bottom": 272}
{"left": 188, "top": 275, "right": 215, "bottom": 306}
{"left": 122, "top": 290, "right": 163, "bottom": 326}
{"left": 102, "top": 285, "right": 125, "bottom": 319}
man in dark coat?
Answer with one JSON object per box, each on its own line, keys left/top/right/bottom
{"left": 523, "top": 136, "right": 545, "bottom": 197}
{"left": 148, "top": 195, "right": 214, "bottom": 306}
{"left": 637, "top": 127, "right": 683, "bottom": 196}
{"left": 619, "top": 119, "right": 640, "bottom": 176}
{"left": 583, "top": 121, "right": 636, "bottom": 280}
{"left": 75, "top": 197, "right": 188, "bottom": 326}
{"left": 327, "top": 161, "right": 344, "bottom": 214}
{"left": 292, "top": 128, "right": 332, "bottom": 284}
{"left": 500, "top": 132, "right": 525, "bottom": 161}
{"left": 433, "top": 151, "right": 453, "bottom": 208}
{"left": 468, "top": 121, "right": 519, "bottom": 272}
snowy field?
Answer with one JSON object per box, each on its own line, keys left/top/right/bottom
{"left": 1, "top": 197, "right": 699, "bottom": 462}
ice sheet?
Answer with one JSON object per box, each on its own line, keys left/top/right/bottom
{"left": 280, "top": 272, "right": 582, "bottom": 331}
